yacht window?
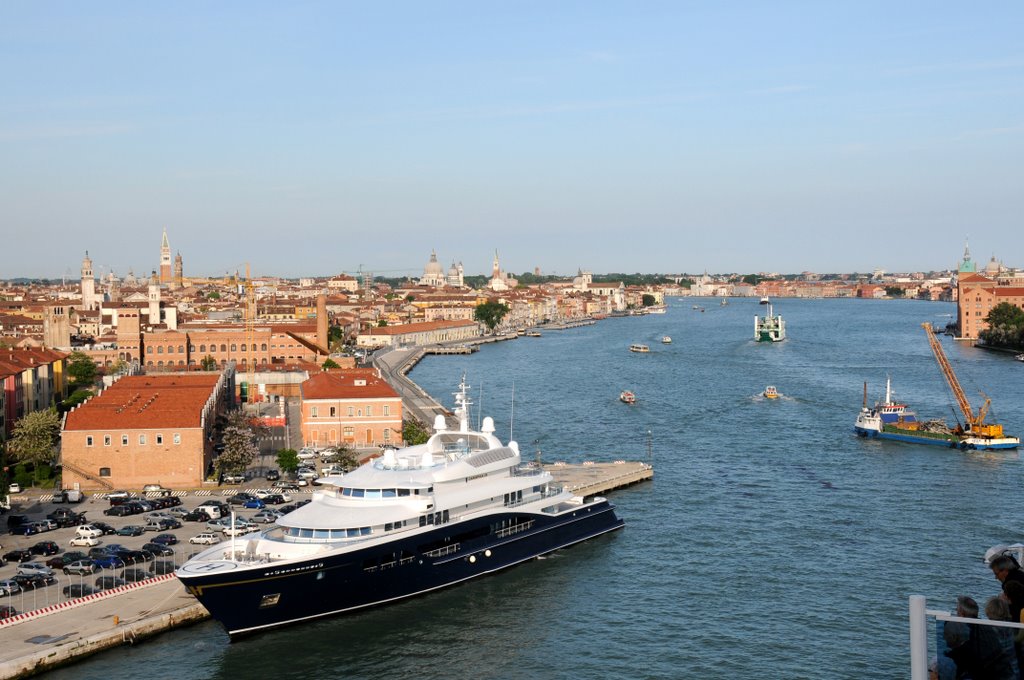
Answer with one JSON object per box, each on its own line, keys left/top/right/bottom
{"left": 313, "top": 529, "right": 330, "bottom": 539}
{"left": 352, "top": 489, "right": 364, "bottom": 498}
{"left": 360, "top": 527, "right": 371, "bottom": 536}
{"left": 383, "top": 489, "right": 397, "bottom": 498}
{"left": 342, "top": 488, "right": 352, "bottom": 496}
{"left": 347, "top": 528, "right": 360, "bottom": 537}
{"left": 398, "top": 489, "right": 410, "bottom": 497}
{"left": 299, "top": 528, "right": 313, "bottom": 538}
{"left": 365, "top": 489, "right": 382, "bottom": 499}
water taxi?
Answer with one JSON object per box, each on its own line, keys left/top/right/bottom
{"left": 629, "top": 344, "right": 650, "bottom": 353}
{"left": 526, "top": 330, "right": 542, "bottom": 337}
{"left": 763, "top": 386, "right": 779, "bottom": 399}
{"left": 619, "top": 390, "right": 636, "bottom": 404}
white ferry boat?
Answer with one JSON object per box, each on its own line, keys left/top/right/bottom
{"left": 754, "top": 303, "right": 786, "bottom": 342}
{"left": 629, "top": 343, "right": 650, "bottom": 353}
{"left": 177, "top": 379, "right": 625, "bottom": 638}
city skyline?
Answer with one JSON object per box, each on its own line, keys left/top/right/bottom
{"left": 2, "top": 2, "right": 1022, "bottom": 277}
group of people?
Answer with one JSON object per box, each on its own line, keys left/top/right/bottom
{"left": 932, "top": 554, "right": 1024, "bottom": 679}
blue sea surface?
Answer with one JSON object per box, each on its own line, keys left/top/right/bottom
{"left": 50, "top": 298, "right": 1024, "bottom": 679}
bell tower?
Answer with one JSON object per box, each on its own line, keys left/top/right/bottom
{"left": 159, "top": 228, "right": 172, "bottom": 284}
{"left": 80, "top": 251, "right": 98, "bottom": 310}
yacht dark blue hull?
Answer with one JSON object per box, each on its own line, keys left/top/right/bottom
{"left": 178, "top": 499, "right": 623, "bottom": 637}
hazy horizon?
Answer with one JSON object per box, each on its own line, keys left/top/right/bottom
{"left": 2, "top": 2, "right": 1021, "bottom": 278}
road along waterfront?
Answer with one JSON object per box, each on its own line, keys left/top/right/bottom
{"left": 18, "top": 298, "right": 1024, "bottom": 679}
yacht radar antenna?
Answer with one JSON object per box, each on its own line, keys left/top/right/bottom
{"left": 453, "top": 374, "right": 472, "bottom": 433}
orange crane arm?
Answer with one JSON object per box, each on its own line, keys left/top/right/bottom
{"left": 921, "top": 323, "right": 977, "bottom": 426}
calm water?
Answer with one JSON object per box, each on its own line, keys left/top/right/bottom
{"left": 51, "top": 299, "right": 1024, "bottom": 679}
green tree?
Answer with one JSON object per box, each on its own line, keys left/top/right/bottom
{"left": 66, "top": 351, "right": 97, "bottom": 388}
{"left": 207, "top": 290, "right": 221, "bottom": 300}
{"left": 884, "top": 286, "right": 905, "bottom": 298}
{"left": 9, "top": 410, "right": 61, "bottom": 467}
{"left": 641, "top": 294, "right": 656, "bottom": 307}
{"left": 200, "top": 355, "right": 218, "bottom": 371}
{"left": 402, "top": 418, "right": 431, "bottom": 445}
{"left": 474, "top": 300, "right": 510, "bottom": 331}
{"left": 742, "top": 274, "right": 760, "bottom": 286}
{"left": 979, "top": 302, "right": 1024, "bottom": 350}
{"left": 322, "top": 358, "right": 340, "bottom": 369}
{"left": 276, "top": 448, "right": 300, "bottom": 474}
{"left": 61, "top": 388, "right": 93, "bottom": 412}
{"left": 377, "top": 319, "right": 388, "bottom": 327}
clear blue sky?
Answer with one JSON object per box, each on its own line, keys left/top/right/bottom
{"left": 1, "top": 2, "right": 1021, "bottom": 279}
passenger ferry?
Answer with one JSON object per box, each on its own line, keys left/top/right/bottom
{"left": 754, "top": 303, "right": 786, "bottom": 342}
{"left": 176, "top": 379, "right": 625, "bottom": 638}
{"left": 629, "top": 343, "right": 650, "bottom": 353}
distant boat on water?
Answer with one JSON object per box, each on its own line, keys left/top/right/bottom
{"left": 629, "top": 343, "right": 650, "bottom": 353}
{"left": 754, "top": 303, "right": 786, "bottom": 342}
{"left": 661, "top": 336, "right": 672, "bottom": 344}
{"left": 619, "top": 390, "right": 636, "bottom": 404}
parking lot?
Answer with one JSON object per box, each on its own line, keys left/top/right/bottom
{"left": 0, "top": 475, "right": 315, "bottom": 620}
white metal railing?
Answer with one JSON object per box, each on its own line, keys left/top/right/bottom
{"left": 909, "top": 595, "right": 1024, "bottom": 679}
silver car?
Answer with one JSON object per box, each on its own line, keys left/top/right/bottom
{"left": 0, "top": 579, "right": 21, "bottom": 596}
{"left": 16, "top": 562, "right": 55, "bottom": 578}
{"left": 63, "top": 560, "right": 96, "bottom": 576}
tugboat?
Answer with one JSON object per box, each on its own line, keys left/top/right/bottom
{"left": 754, "top": 303, "right": 786, "bottom": 342}
{"left": 619, "top": 390, "right": 636, "bottom": 404}
{"left": 176, "top": 377, "right": 626, "bottom": 637}
{"left": 762, "top": 386, "right": 779, "bottom": 399}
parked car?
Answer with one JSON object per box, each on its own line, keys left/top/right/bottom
{"left": 151, "top": 533, "right": 178, "bottom": 545}
{"left": 63, "top": 583, "right": 98, "bottom": 598}
{"left": 223, "top": 473, "right": 246, "bottom": 485}
{"left": 242, "top": 498, "right": 265, "bottom": 510}
{"left": 222, "top": 525, "right": 255, "bottom": 537}
{"left": 117, "top": 525, "right": 146, "bottom": 537}
{"left": 94, "top": 576, "right": 127, "bottom": 590}
{"left": 251, "top": 510, "right": 280, "bottom": 524}
{"left": 150, "top": 560, "right": 176, "bottom": 575}
{"left": 142, "top": 542, "right": 174, "bottom": 556}
{"left": 157, "top": 518, "right": 182, "bottom": 530}
{"left": 47, "top": 551, "right": 89, "bottom": 569}
{"left": 14, "top": 573, "right": 55, "bottom": 589}
{"left": 48, "top": 508, "right": 85, "bottom": 523}
{"left": 114, "top": 549, "right": 154, "bottom": 564}
{"left": 75, "top": 525, "right": 104, "bottom": 539}
{"left": 91, "top": 555, "right": 125, "bottom": 570}
{"left": 16, "top": 562, "right": 56, "bottom": 577}
{"left": 103, "top": 505, "right": 132, "bottom": 517}
{"left": 265, "top": 469, "right": 280, "bottom": 481}
{"left": 106, "top": 490, "right": 131, "bottom": 504}
{"left": 63, "top": 560, "right": 96, "bottom": 576}
{"left": 227, "top": 493, "right": 257, "bottom": 506}
{"left": 189, "top": 532, "right": 221, "bottom": 545}
{"left": 122, "top": 568, "right": 152, "bottom": 583}
{"left": 0, "top": 579, "right": 22, "bottom": 597}
{"left": 262, "top": 493, "right": 289, "bottom": 505}
{"left": 0, "top": 605, "right": 17, "bottom": 619}
{"left": 6, "top": 514, "right": 31, "bottom": 531}
{"left": 69, "top": 536, "right": 100, "bottom": 548}
{"left": 3, "top": 548, "right": 34, "bottom": 563}
{"left": 90, "top": 520, "right": 117, "bottom": 536}
{"left": 30, "top": 541, "right": 61, "bottom": 556}
{"left": 142, "top": 484, "right": 167, "bottom": 493}
{"left": 53, "top": 489, "right": 84, "bottom": 503}
{"left": 8, "top": 483, "right": 21, "bottom": 494}
{"left": 7, "top": 524, "right": 38, "bottom": 537}
{"left": 182, "top": 509, "right": 212, "bottom": 522}
{"left": 272, "top": 481, "right": 300, "bottom": 492}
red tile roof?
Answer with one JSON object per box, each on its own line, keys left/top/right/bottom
{"left": 301, "top": 369, "right": 399, "bottom": 400}
{"left": 63, "top": 374, "right": 221, "bottom": 431}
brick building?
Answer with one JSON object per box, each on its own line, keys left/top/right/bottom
{"left": 957, "top": 273, "right": 1024, "bottom": 341}
{"left": 0, "top": 348, "right": 69, "bottom": 442}
{"left": 61, "top": 372, "right": 233, "bottom": 490}
{"left": 299, "top": 369, "right": 403, "bottom": 449}
{"left": 355, "top": 319, "right": 480, "bottom": 349}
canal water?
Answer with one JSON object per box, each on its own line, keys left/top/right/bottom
{"left": 51, "top": 298, "right": 1024, "bottom": 679}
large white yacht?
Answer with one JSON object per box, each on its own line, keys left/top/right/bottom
{"left": 177, "top": 378, "right": 625, "bottom": 638}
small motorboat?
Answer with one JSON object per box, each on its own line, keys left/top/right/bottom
{"left": 763, "top": 386, "right": 779, "bottom": 399}
{"left": 526, "top": 330, "right": 542, "bottom": 337}
{"left": 661, "top": 336, "right": 672, "bottom": 344}
{"left": 760, "top": 296, "right": 770, "bottom": 305}
{"left": 629, "top": 344, "right": 650, "bottom": 353}
{"left": 1016, "top": 353, "right": 1024, "bottom": 362}
{"left": 619, "top": 390, "right": 636, "bottom": 404}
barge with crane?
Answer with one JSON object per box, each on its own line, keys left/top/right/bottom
{"left": 853, "top": 323, "right": 1020, "bottom": 450}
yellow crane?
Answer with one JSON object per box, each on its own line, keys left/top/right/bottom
{"left": 921, "top": 323, "right": 1003, "bottom": 439}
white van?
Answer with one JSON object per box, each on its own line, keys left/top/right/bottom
{"left": 196, "top": 503, "right": 223, "bottom": 520}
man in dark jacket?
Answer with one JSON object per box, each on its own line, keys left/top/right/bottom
{"left": 991, "top": 554, "right": 1024, "bottom": 620}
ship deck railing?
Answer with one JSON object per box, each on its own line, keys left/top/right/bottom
{"left": 909, "top": 595, "right": 1024, "bottom": 679}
